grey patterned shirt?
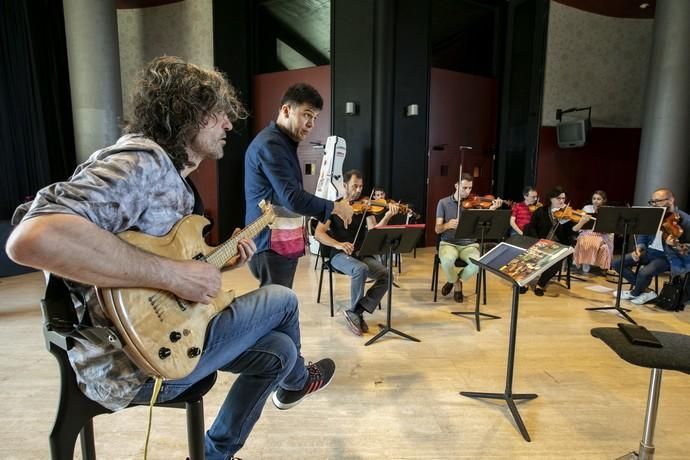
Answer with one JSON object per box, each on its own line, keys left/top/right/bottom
{"left": 12, "top": 134, "right": 194, "bottom": 410}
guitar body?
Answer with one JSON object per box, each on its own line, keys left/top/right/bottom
{"left": 98, "top": 215, "right": 235, "bottom": 380}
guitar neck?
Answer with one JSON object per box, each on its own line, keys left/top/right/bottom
{"left": 204, "top": 213, "right": 273, "bottom": 268}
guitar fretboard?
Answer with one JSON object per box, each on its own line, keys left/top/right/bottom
{"left": 204, "top": 210, "right": 274, "bottom": 268}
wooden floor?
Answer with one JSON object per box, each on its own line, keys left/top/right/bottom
{"left": 1, "top": 248, "right": 690, "bottom": 459}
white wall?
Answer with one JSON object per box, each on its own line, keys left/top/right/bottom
{"left": 542, "top": 1, "right": 654, "bottom": 127}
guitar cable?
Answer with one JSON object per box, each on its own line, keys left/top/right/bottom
{"left": 143, "top": 376, "right": 164, "bottom": 460}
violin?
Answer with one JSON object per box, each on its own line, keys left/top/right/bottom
{"left": 462, "top": 194, "right": 513, "bottom": 209}
{"left": 552, "top": 205, "right": 592, "bottom": 223}
{"left": 661, "top": 211, "right": 689, "bottom": 255}
{"left": 528, "top": 202, "right": 543, "bottom": 212}
{"left": 350, "top": 199, "right": 415, "bottom": 217}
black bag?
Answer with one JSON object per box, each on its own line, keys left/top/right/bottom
{"left": 655, "top": 275, "right": 689, "bottom": 311}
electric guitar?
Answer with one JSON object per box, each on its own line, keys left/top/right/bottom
{"left": 97, "top": 201, "right": 275, "bottom": 380}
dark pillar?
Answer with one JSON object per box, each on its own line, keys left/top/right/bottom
{"left": 390, "top": 0, "right": 431, "bottom": 211}
{"left": 371, "top": 0, "right": 395, "bottom": 192}
{"left": 332, "top": 0, "right": 375, "bottom": 179}
{"left": 212, "top": 0, "right": 254, "bottom": 239}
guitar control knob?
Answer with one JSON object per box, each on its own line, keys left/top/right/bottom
{"left": 158, "top": 347, "right": 171, "bottom": 359}
{"left": 187, "top": 347, "right": 201, "bottom": 358}
{"left": 170, "top": 331, "right": 182, "bottom": 342}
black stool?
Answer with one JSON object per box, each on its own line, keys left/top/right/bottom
{"left": 591, "top": 327, "right": 690, "bottom": 460}
{"left": 41, "top": 276, "right": 216, "bottom": 460}
{"left": 316, "top": 245, "right": 342, "bottom": 317}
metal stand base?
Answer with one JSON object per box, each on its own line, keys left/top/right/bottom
{"left": 451, "top": 310, "right": 501, "bottom": 332}
{"left": 586, "top": 304, "right": 637, "bottom": 325}
{"left": 365, "top": 324, "right": 421, "bottom": 346}
{"left": 586, "top": 221, "right": 637, "bottom": 324}
{"left": 461, "top": 285, "right": 537, "bottom": 441}
{"left": 365, "top": 245, "right": 419, "bottom": 346}
{"left": 460, "top": 391, "right": 537, "bottom": 441}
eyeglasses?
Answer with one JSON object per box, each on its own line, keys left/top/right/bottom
{"left": 648, "top": 198, "right": 669, "bottom": 205}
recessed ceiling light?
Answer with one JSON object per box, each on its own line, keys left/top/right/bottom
{"left": 639, "top": 2, "right": 650, "bottom": 9}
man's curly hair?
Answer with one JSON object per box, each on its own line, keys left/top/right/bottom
{"left": 124, "top": 56, "right": 247, "bottom": 170}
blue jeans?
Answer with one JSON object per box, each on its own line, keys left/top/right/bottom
{"left": 330, "top": 253, "right": 389, "bottom": 313}
{"left": 132, "top": 285, "right": 307, "bottom": 459}
{"left": 612, "top": 249, "right": 669, "bottom": 296}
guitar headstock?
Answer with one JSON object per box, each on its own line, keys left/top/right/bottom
{"left": 258, "top": 200, "right": 276, "bottom": 224}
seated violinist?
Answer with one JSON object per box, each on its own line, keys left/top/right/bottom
{"left": 314, "top": 170, "right": 400, "bottom": 336}
{"left": 612, "top": 188, "right": 690, "bottom": 305}
{"left": 523, "top": 186, "right": 592, "bottom": 296}
{"left": 435, "top": 173, "right": 503, "bottom": 302}
{"left": 371, "top": 185, "right": 418, "bottom": 224}
{"left": 510, "top": 186, "right": 539, "bottom": 235}
{"left": 573, "top": 190, "right": 613, "bottom": 273}
{"left": 372, "top": 186, "right": 387, "bottom": 201}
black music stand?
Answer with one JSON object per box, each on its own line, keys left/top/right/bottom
{"left": 460, "top": 235, "right": 561, "bottom": 442}
{"left": 358, "top": 225, "right": 425, "bottom": 346}
{"left": 450, "top": 209, "right": 511, "bottom": 331}
{"left": 585, "top": 206, "right": 665, "bottom": 325}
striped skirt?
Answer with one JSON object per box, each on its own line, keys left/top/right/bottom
{"left": 573, "top": 231, "right": 613, "bottom": 269}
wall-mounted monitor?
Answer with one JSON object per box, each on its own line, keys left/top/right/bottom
{"left": 556, "top": 119, "right": 587, "bottom": 148}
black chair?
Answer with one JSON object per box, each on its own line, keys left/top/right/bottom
{"left": 556, "top": 254, "right": 573, "bottom": 289}
{"left": 41, "top": 275, "right": 216, "bottom": 460}
{"left": 431, "top": 241, "right": 464, "bottom": 301}
{"left": 431, "top": 236, "right": 488, "bottom": 303}
{"left": 316, "top": 244, "right": 382, "bottom": 317}
{"left": 316, "top": 245, "right": 338, "bottom": 317}
{"left": 591, "top": 327, "right": 690, "bottom": 460}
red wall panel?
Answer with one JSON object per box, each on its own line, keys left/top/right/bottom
{"left": 536, "top": 127, "right": 640, "bottom": 208}
{"left": 252, "top": 66, "right": 331, "bottom": 195}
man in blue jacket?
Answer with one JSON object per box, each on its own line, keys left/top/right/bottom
{"left": 245, "top": 83, "right": 353, "bottom": 288}
{"left": 612, "top": 187, "right": 690, "bottom": 304}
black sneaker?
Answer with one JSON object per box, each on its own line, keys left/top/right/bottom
{"left": 519, "top": 286, "right": 528, "bottom": 294}
{"left": 359, "top": 314, "right": 369, "bottom": 333}
{"left": 533, "top": 285, "right": 545, "bottom": 297}
{"left": 272, "top": 359, "right": 336, "bottom": 410}
{"left": 342, "top": 310, "right": 363, "bottom": 336}
{"left": 441, "top": 282, "right": 453, "bottom": 296}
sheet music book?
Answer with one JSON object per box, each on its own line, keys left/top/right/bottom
{"left": 478, "top": 239, "right": 574, "bottom": 287}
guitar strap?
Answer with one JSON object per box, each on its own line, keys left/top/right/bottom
{"left": 43, "top": 274, "right": 123, "bottom": 349}
{"left": 187, "top": 178, "right": 205, "bottom": 217}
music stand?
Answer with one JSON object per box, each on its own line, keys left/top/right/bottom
{"left": 358, "top": 224, "right": 425, "bottom": 346}
{"left": 585, "top": 206, "right": 665, "bottom": 325}
{"left": 450, "top": 209, "right": 511, "bottom": 331}
{"left": 459, "top": 235, "right": 555, "bottom": 442}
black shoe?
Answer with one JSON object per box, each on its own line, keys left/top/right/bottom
{"left": 342, "top": 310, "right": 363, "bottom": 336}
{"left": 519, "top": 286, "right": 528, "bottom": 294}
{"left": 454, "top": 290, "right": 464, "bottom": 302}
{"left": 534, "top": 286, "right": 545, "bottom": 297}
{"left": 441, "top": 282, "right": 453, "bottom": 296}
{"left": 358, "top": 314, "right": 369, "bottom": 333}
{"left": 272, "top": 358, "right": 336, "bottom": 410}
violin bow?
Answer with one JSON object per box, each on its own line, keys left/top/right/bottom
{"left": 351, "top": 188, "right": 376, "bottom": 247}
{"left": 456, "top": 146, "right": 468, "bottom": 220}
